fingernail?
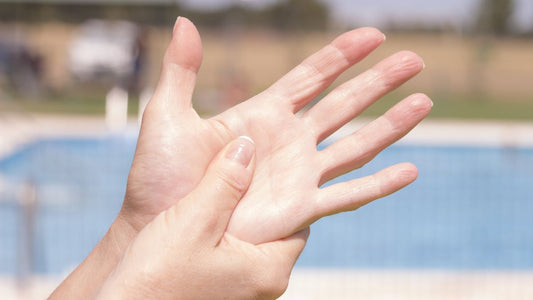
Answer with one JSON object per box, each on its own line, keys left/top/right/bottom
{"left": 410, "top": 94, "right": 433, "bottom": 108}
{"left": 173, "top": 16, "right": 182, "bottom": 34}
{"left": 225, "top": 136, "right": 255, "bottom": 167}
{"left": 382, "top": 33, "right": 387, "bottom": 41}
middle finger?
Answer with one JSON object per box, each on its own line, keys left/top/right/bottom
{"left": 303, "top": 50, "right": 425, "bottom": 143}
{"left": 317, "top": 93, "right": 432, "bottom": 185}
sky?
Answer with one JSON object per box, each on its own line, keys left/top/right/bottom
{"left": 180, "top": 0, "right": 533, "bottom": 31}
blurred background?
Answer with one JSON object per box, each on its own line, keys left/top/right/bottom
{"left": 1, "top": 0, "right": 533, "bottom": 116}
{"left": 0, "top": 0, "right": 532, "bottom": 299}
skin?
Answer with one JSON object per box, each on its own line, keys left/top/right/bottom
{"left": 96, "top": 137, "right": 309, "bottom": 300}
{"left": 50, "top": 17, "right": 432, "bottom": 299}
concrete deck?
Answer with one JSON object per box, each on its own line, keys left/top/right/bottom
{"left": 2, "top": 114, "right": 533, "bottom": 161}
{"left": 2, "top": 270, "right": 533, "bottom": 300}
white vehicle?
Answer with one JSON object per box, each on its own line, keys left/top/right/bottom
{"left": 69, "top": 19, "right": 140, "bottom": 81}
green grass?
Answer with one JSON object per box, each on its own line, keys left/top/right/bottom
{"left": 360, "top": 93, "right": 533, "bottom": 121}
{"left": 4, "top": 93, "right": 141, "bottom": 116}
{"left": 5, "top": 91, "right": 533, "bottom": 121}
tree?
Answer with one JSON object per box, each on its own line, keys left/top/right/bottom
{"left": 475, "top": 0, "right": 515, "bottom": 36}
{"left": 264, "top": 0, "right": 330, "bottom": 31}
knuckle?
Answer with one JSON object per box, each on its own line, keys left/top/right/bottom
{"left": 214, "top": 165, "right": 247, "bottom": 198}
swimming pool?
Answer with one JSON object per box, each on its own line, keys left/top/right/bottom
{"left": 1, "top": 136, "right": 532, "bottom": 274}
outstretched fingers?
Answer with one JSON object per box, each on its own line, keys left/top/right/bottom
{"left": 318, "top": 93, "right": 432, "bottom": 185}
{"left": 265, "top": 27, "right": 385, "bottom": 113}
{"left": 147, "top": 17, "right": 203, "bottom": 116}
{"left": 304, "top": 51, "right": 425, "bottom": 143}
{"left": 315, "top": 163, "right": 418, "bottom": 217}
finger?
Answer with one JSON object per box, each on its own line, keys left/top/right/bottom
{"left": 147, "top": 17, "right": 203, "bottom": 116}
{"left": 255, "top": 228, "right": 310, "bottom": 297}
{"left": 315, "top": 163, "right": 418, "bottom": 217}
{"left": 304, "top": 51, "right": 425, "bottom": 143}
{"left": 269, "top": 227, "right": 310, "bottom": 268}
{"left": 264, "top": 27, "right": 385, "bottom": 113}
{"left": 175, "top": 136, "right": 255, "bottom": 244}
{"left": 319, "top": 93, "right": 432, "bottom": 185}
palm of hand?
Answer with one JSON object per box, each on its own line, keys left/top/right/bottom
{"left": 217, "top": 101, "right": 320, "bottom": 243}
{"left": 124, "top": 97, "right": 315, "bottom": 241}
{"left": 123, "top": 112, "right": 224, "bottom": 230}
{"left": 122, "top": 18, "right": 431, "bottom": 244}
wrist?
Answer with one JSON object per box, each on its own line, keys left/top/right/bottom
{"left": 48, "top": 213, "right": 140, "bottom": 299}
{"left": 105, "top": 212, "right": 141, "bottom": 258}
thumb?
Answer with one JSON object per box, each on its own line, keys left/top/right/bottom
{"left": 177, "top": 136, "right": 255, "bottom": 243}
{"left": 149, "top": 16, "right": 203, "bottom": 115}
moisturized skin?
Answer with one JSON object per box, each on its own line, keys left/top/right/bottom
{"left": 96, "top": 137, "right": 309, "bottom": 300}
{"left": 50, "top": 17, "right": 432, "bottom": 299}
{"left": 124, "top": 17, "right": 430, "bottom": 244}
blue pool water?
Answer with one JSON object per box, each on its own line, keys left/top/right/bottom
{"left": 0, "top": 136, "right": 532, "bottom": 274}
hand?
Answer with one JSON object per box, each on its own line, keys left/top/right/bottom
{"left": 50, "top": 17, "right": 431, "bottom": 299}
{"left": 123, "top": 17, "right": 431, "bottom": 243}
{"left": 97, "top": 137, "right": 309, "bottom": 300}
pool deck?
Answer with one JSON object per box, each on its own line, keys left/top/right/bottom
{"left": 0, "top": 113, "right": 137, "bottom": 160}
{"left": 2, "top": 270, "right": 533, "bottom": 300}
{"left": 1, "top": 113, "right": 533, "bottom": 160}
{"left": 282, "top": 269, "right": 533, "bottom": 300}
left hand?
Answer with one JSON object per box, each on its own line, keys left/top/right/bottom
{"left": 97, "top": 137, "right": 309, "bottom": 300}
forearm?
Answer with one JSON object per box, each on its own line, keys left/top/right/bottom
{"left": 48, "top": 214, "right": 138, "bottom": 300}
{"left": 94, "top": 272, "right": 152, "bottom": 300}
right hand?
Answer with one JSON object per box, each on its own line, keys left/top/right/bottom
{"left": 98, "top": 137, "right": 309, "bottom": 300}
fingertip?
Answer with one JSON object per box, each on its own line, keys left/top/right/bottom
{"left": 397, "top": 162, "right": 419, "bottom": 183}
{"left": 265, "top": 227, "right": 309, "bottom": 270}
{"left": 172, "top": 16, "right": 181, "bottom": 34}
{"left": 172, "top": 16, "right": 194, "bottom": 37}
{"left": 397, "top": 50, "right": 425, "bottom": 72}
{"left": 298, "top": 227, "right": 311, "bottom": 241}
{"left": 282, "top": 227, "right": 310, "bottom": 265}
{"left": 407, "top": 93, "right": 434, "bottom": 114}
{"left": 357, "top": 27, "right": 385, "bottom": 41}
{"left": 239, "top": 135, "right": 255, "bottom": 145}
{"left": 370, "top": 50, "right": 425, "bottom": 88}
{"left": 166, "top": 16, "right": 203, "bottom": 72}
{"left": 332, "top": 27, "right": 386, "bottom": 63}
{"left": 372, "top": 162, "right": 419, "bottom": 198}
